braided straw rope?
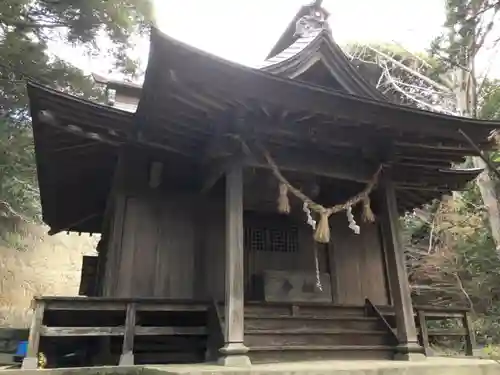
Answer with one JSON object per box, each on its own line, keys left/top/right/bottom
{"left": 230, "top": 135, "right": 383, "bottom": 243}
{"left": 259, "top": 146, "right": 383, "bottom": 243}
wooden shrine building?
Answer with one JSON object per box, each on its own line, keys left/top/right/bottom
{"left": 24, "top": 0, "right": 498, "bottom": 368}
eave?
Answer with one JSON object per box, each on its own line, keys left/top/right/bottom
{"left": 139, "top": 28, "right": 496, "bottom": 148}
{"left": 28, "top": 80, "right": 483, "bottom": 235}
{"left": 27, "top": 81, "right": 134, "bottom": 234}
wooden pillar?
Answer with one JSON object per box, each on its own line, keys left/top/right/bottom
{"left": 218, "top": 161, "right": 250, "bottom": 366}
{"left": 463, "top": 311, "right": 476, "bottom": 356}
{"left": 417, "top": 310, "right": 430, "bottom": 356}
{"left": 380, "top": 168, "right": 425, "bottom": 360}
{"left": 119, "top": 303, "right": 136, "bottom": 366}
{"left": 22, "top": 300, "right": 45, "bottom": 369}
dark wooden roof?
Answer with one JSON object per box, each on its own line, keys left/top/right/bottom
{"left": 28, "top": 82, "right": 133, "bottom": 233}
{"left": 138, "top": 28, "right": 496, "bottom": 150}
{"left": 135, "top": 28, "right": 496, "bottom": 210}
{"left": 27, "top": 26, "right": 500, "bottom": 234}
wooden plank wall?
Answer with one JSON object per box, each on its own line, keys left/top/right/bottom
{"left": 328, "top": 212, "right": 389, "bottom": 305}
{"left": 98, "top": 151, "right": 390, "bottom": 304}
{"left": 101, "top": 194, "right": 389, "bottom": 304}
{"left": 198, "top": 198, "right": 225, "bottom": 301}
{"left": 102, "top": 192, "right": 196, "bottom": 298}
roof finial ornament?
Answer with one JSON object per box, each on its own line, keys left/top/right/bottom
{"left": 294, "top": 1, "right": 330, "bottom": 38}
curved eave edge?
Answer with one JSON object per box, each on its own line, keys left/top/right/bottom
{"left": 144, "top": 27, "right": 500, "bottom": 136}
{"left": 260, "top": 30, "right": 386, "bottom": 101}
{"left": 27, "top": 81, "right": 136, "bottom": 118}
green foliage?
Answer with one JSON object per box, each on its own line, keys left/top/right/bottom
{"left": 394, "top": 1, "right": 500, "bottom": 346}
{"left": 404, "top": 188, "right": 500, "bottom": 345}
{"left": 431, "top": 0, "right": 500, "bottom": 67}
{"left": 0, "top": 0, "right": 153, "bottom": 222}
{"left": 479, "top": 79, "right": 500, "bottom": 120}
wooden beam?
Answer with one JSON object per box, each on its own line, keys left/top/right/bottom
{"left": 463, "top": 311, "right": 476, "bottom": 356}
{"left": 379, "top": 168, "right": 425, "bottom": 361}
{"left": 219, "top": 160, "right": 251, "bottom": 366}
{"left": 119, "top": 303, "right": 136, "bottom": 366}
{"left": 201, "top": 154, "right": 241, "bottom": 194}
{"left": 244, "top": 149, "right": 376, "bottom": 183}
{"left": 38, "top": 326, "right": 206, "bottom": 337}
{"left": 22, "top": 300, "right": 45, "bottom": 369}
{"left": 459, "top": 128, "right": 500, "bottom": 180}
{"left": 417, "top": 310, "right": 430, "bottom": 356}
{"left": 253, "top": 119, "right": 481, "bottom": 154}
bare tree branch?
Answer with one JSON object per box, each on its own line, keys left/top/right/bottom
{"left": 366, "top": 45, "right": 454, "bottom": 93}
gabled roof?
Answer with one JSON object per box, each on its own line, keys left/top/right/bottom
{"left": 258, "top": 29, "right": 386, "bottom": 100}
{"left": 266, "top": 0, "right": 329, "bottom": 59}
{"left": 259, "top": 1, "right": 385, "bottom": 100}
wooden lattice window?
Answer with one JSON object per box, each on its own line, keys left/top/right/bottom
{"left": 244, "top": 213, "right": 299, "bottom": 253}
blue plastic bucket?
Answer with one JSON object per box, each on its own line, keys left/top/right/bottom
{"left": 15, "top": 341, "right": 28, "bottom": 357}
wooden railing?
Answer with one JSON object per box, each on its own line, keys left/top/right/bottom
{"left": 364, "top": 298, "right": 398, "bottom": 344}
{"left": 415, "top": 306, "right": 476, "bottom": 356}
{"left": 21, "top": 297, "right": 210, "bottom": 369}
{"left": 377, "top": 304, "right": 476, "bottom": 356}
{"left": 205, "top": 299, "right": 224, "bottom": 362}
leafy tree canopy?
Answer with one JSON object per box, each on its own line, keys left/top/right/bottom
{"left": 0, "top": 0, "right": 153, "bottom": 221}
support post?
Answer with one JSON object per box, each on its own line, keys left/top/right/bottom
{"left": 119, "top": 303, "right": 136, "bottom": 366}
{"left": 22, "top": 300, "right": 45, "bottom": 369}
{"left": 463, "top": 311, "right": 476, "bottom": 356}
{"left": 417, "top": 310, "right": 430, "bottom": 356}
{"left": 218, "top": 161, "right": 251, "bottom": 367}
{"left": 380, "top": 168, "right": 425, "bottom": 361}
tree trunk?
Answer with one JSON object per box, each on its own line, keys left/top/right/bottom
{"left": 472, "top": 156, "right": 500, "bottom": 251}
{"left": 454, "top": 64, "right": 500, "bottom": 252}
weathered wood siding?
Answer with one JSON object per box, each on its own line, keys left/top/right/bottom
{"left": 102, "top": 192, "right": 197, "bottom": 298}
{"left": 197, "top": 207, "right": 388, "bottom": 305}
{"left": 197, "top": 198, "right": 225, "bottom": 301}
{"left": 102, "top": 196, "right": 389, "bottom": 304}
{"left": 102, "top": 192, "right": 196, "bottom": 298}
{"left": 328, "top": 212, "right": 389, "bottom": 305}
{"left": 99, "top": 154, "right": 389, "bottom": 305}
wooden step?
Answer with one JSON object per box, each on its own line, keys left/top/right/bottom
{"left": 244, "top": 330, "right": 393, "bottom": 347}
{"left": 133, "top": 336, "right": 207, "bottom": 352}
{"left": 244, "top": 316, "right": 383, "bottom": 331}
{"left": 241, "top": 303, "right": 367, "bottom": 318}
{"left": 248, "top": 345, "right": 394, "bottom": 363}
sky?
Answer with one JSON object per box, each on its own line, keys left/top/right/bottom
{"left": 153, "top": 0, "right": 445, "bottom": 67}
{"left": 53, "top": 0, "right": 499, "bottom": 80}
